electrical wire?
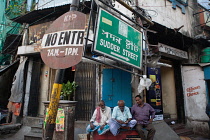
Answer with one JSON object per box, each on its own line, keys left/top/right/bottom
{"left": 1, "top": 24, "right": 26, "bottom": 54}
{"left": 139, "top": 1, "right": 209, "bottom": 8}
{"left": 0, "top": 0, "right": 58, "bottom": 55}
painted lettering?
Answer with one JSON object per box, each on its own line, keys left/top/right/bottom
{"left": 122, "top": 49, "right": 138, "bottom": 61}
{"left": 76, "top": 31, "right": 85, "bottom": 44}
{"left": 51, "top": 33, "right": 57, "bottom": 45}
{"left": 63, "top": 31, "right": 71, "bottom": 44}
{"left": 125, "top": 39, "right": 138, "bottom": 52}
{"left": 42, "top": 30, "right": 85, "bottom": 48}
{"left": 45, "top": 34, "right": 52, "bottom": 46}
{"left": 64, "top": 14, "right": 77, "bottom": 22}
{"left": 100, "top": 39, "right": 120, "bottom": 53}
{"left": 187, "top": 92, "right": 199, "bottom": 97}
{"left": 71, "top": 31, "right": 78, "bottom": 44}
{"left": 47, "top": 49, "right": 59, "bottom": 56}
{"left": 186, "top": 86, "right": 201, "bottom": 92}
{"left": 58, "top": 32, "right": 65, "bottom": 45}
{"left": 65, "top": 48, "right": 78, "bottom": 55}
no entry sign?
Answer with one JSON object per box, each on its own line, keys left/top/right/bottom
{"left": 41, "top": 11, "right": 86, "bottom": 69}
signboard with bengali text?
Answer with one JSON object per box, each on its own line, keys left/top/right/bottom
{"left": 93, "top": 8, "right": 142, "bottom": 69}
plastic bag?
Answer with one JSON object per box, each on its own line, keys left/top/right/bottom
{"left": 137, "top": 75, "right": 152, "bottom": 93}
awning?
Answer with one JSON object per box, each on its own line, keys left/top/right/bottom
{"left": 0, "top": 59, "right": 20, "bottom": 76}
{"left": 198, "top": 63, "right": 210, "bottom": 67}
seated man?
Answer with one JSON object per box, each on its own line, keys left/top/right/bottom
{"left": 109, "top": 100, "right": 137, "bottom": 136}
{"left": 86, "top": 100, "right": 111, "bottom": 135}
{"left": 131, "top": 95, "right": 156, "bottom": 140}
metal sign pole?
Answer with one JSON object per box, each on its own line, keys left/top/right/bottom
{"left": 44, "top": 69, "right": 65, "bottom": 140}
{"left": 44, "top": 0, "right": 79, "bottom": 139}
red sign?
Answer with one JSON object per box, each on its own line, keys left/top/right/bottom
{"left": 40, "top": 11, "right": 86, "bottom": 69}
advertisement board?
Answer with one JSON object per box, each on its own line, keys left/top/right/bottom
{"left": 147, "top": 67, "right": 163, "bottom": 120}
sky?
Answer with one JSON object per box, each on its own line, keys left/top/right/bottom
{"left": 198, "top": 0, "right": 210, "bottom": 9}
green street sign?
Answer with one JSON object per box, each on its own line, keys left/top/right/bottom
{"left": 94, "top": 8, "right": 142, "bottom": 69}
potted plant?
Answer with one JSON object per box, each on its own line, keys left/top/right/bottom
{"left": 60, "top": 81, "right": 78, "bottom": 100}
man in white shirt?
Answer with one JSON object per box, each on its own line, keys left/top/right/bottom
{"left": 109, "top": 100, "right": 137, "bottom": 136}
{"left": 86, "top": 100, "right": 111, "bottom": 135}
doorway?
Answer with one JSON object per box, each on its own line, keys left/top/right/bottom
{"left": 102, "top": 69, "right": 132, "bottom": 108}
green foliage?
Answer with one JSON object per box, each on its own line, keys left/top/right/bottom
{"left": 5, "top": 0, "right": 27, "bottom": 18}
{"left": 61, "top": 81, "right": 78, "bottom": 100}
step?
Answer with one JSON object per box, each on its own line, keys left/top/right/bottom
{"left": 175, "top": 128, "right": 194, "bottom": 136}
{"left": 24, "top": 132, "right": 42, "bottom": 140}
{"left": 23, "top": 116, "right": 44, "bottom": 127}
{"left": 170, "top": 123, "right": 185, "bottom": 130}
{"left": 31, "top": 125, "right": 43, "bottom": 133}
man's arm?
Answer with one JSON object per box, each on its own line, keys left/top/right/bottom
{"left": 149, "top": 104, "right": 156, "bottom": 122}
{"left": 131, "top": 106, "right": 134, "bottom": 116}
{"left": 90, "top": 109, "right": 97, "bottom": 123}
{"left": 125, "top": 106, "right": 132, "bottom": 123}
{"left": 106, "top": 107, "right": 112, "bottom": 124}
{"left": 90, "top": 109, "right": 97, "bottom": 129}
{"left": 112, "top": 107, "right": 117, "bottom": 119}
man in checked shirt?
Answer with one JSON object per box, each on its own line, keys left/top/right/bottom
{"left": 131, "top": 95, "right": 156, "bottom": 140}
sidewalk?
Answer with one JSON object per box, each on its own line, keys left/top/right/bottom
{"left": 0, "top": 121, "right": 209, "bottom": 140}
{"left": 0, "top": 126, "right": 31, "bottom": 140}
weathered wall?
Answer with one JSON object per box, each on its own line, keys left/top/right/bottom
{"left": 38, "top": 64, "right": 50, "bottom": 116}
{"left": 181, "top": 65, "right": 209, "bottom": 136}
{"left": 161, "top": 60, "right": 177, "bottom": 119}
{"left": 137, "top": 0, "right": 201, "bottom": 38}
{"left": 187, "top": 44, "right": 202, "bottom": 64}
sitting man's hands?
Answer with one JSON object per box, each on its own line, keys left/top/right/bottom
{"left": 100, "top": 124, "right": 105, "bottom": 130}
{"left": 117, "top": 120, "right": 125, "bottom": 124}
{"left": 125, "top": 118, "right": 132, "bottom": 124}
{"left": 149, "top": 118, "right": 153, "bottom": 123}
{"left": 90, "top": 122, "right": 95, "bottom": 129}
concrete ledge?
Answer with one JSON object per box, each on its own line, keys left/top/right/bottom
{"left": 0, "top": 123, "right": 21, "bottom": 132}
{"left": 23, "top": 116, "right": 44, "bottom": 127}
{"left": 17, "top": 45, "right": 40, "bottom": 55}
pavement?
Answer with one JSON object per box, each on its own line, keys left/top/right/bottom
{"left": 0, "top": 126, "right": 31, "bottom": 140}
{"left": 0, "top": 121, "right": 209, "bottom": 140}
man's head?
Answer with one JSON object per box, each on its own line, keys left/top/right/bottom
{"left": 135, "top": 95, "right": 143, "bottom": 105}
{"left": 118, "top": 100, "right": 125, "bottom": 112}
{"left": 99, "top": 100, "right": 105, "bottom": 109}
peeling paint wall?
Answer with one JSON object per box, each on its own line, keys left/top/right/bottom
{"left": 137, "top": 0, "right": 201, "bottom": 38}
{"left": 181, "top": 65, "right": 209, "bottom": 135}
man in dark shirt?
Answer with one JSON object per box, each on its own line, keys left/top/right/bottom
{"left": 131, "top": 95, "right": 156, "bottom": 140}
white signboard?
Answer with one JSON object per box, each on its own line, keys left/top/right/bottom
{"left": 159, "top": 43, "right": 188, "bottom": 59}
{"left": 41, "top": 29, "right": 85, "bottom": 48}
